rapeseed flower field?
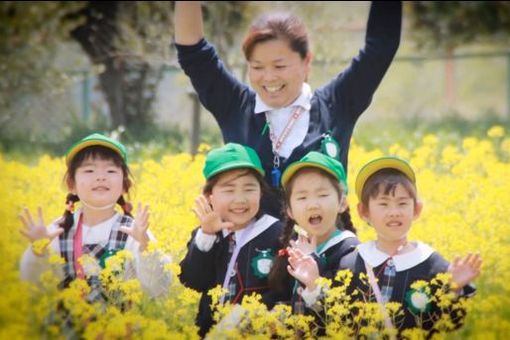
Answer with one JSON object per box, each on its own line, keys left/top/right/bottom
{"left": 1, "top": 127, "right": 509, "bottom": 338}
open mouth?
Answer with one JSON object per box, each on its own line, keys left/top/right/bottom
{"left": 92, "top": 186, "right": 109, "bottom": 191}
{"left": 264, "top": 84, "right": 285, "bottom": 93}
{"left": 386, "top": 221, "right": 402, "bottom": 227}
{"left": 309, "top": 214, "right": 322, "bottom": 225}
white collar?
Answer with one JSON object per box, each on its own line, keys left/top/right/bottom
{"left": 254, "top": 83, "right": 312, "bottom": 113}
{"left": 357, "top": 241, "right": 435, "bottom": 272}
{"left": 221, "top": 214, "right": 279, "bottom": 249}
{"left": 317, "top": 230, "right": 357, "bottom": 255}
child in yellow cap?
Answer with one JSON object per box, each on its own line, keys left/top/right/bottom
{"left": 179, "top": 143, "right": 283, "bottom": 337}
{"left": 19, "top": 133, "right": 171, "bottom": 301}
{"left": 347, "top": 156, "right": 480, "bottom": 335}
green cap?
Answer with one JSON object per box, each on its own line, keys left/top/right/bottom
{"left": 203, "top": 143, "right": 265, "bottom": 179}
{"left": 65, "top": 133, "right": 127, "bottom": 166}
{"left": 281, "top": 151, "right": 348, "bottom": 193}
{"left": 355, "top": 156, "right": 416, "bottom": 200}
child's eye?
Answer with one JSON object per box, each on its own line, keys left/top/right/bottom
{"left": 319, "top": 194, "right": 329, "bottom": 198}
{"left": 107, "top": 169, "right": 119, "bottom": 173}
{"left": 275, "top": 65, "right": 286, "bottom": 69}
{"left": 250, "top": 65, "right": 263, "bottom": 71}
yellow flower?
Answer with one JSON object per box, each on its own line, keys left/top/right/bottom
{"left": 487, "top": 125, "right": 505, "bottom": 138}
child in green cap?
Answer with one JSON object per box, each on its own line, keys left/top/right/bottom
{"left": 267, "top": 151, "right": 359, "bottom": 333}
{"left": 19, "top": 133, "right": 172, "bottom": 301}
{"left": 179, "top": 143, "right": 283, "bottom": 338}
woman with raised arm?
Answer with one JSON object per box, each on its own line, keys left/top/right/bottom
{"left": 174, "top": 1, "right": 401, "bottom": 217}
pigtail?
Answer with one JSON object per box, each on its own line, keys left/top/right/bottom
{"left": 338, "top": 206, "right": 357, "bottom": 234}
{"left": 117, "top": 195, "right": 133, "bottom": 218}
{"left": 268, "top": 215, "right": 295, "bottom": 293}
{"left": 59, "top": 193, "right": 80, "bottom": 232}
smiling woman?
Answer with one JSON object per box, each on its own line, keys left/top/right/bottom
{"left": 174, "top": 1, "right": 401, "bottom": 218}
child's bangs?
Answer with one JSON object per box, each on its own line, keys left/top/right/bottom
{"left": 74, "top": 146, "right": 125, "bottom": 167}
{"left": 362, "top": 170, "right": 416, "bottom": 203}
{"left": 203, "top": 168, "right": 265, "bottom": 195}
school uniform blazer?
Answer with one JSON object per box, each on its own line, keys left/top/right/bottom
{"left": 339, "top": 241, "right": 476, "bottom": 333}
{"left": 176, "top": 2, "right": 401, "bottom": 180}
{"left": 179, "top": 215, "right": 283, "bottom": 337}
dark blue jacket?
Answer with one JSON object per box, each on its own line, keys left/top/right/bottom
{"left": 179, "top": 216, "right": 283, "bottom": 337}
{"left": 176, "top": 2, "right": 401, "bottom": 178}
{"left": 339, "top": 247, "right": 476, "bottom": 334}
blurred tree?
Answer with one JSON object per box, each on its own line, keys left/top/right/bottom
{"left": 0, "top": 2, "right": 85, "bottom": 136}
{"left": 407, "top": 1, "right": 510, "bottom": 49}
{"left": 69, "top": 1, "right": 174, "bottom": 137}
{"left": 202, "top": 1, "right": 251, "bottom": 70}
{"left": 0, "top": 1, "right": 251, "bottom": 142}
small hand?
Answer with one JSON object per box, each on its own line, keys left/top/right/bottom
{"left": 289, "top": 234, "right": 317, "bottom": 255}
{"left": 192, "top": 195, "right": 234, "bottom": 235}
{"left": 287, "top": 247, "right": 320, "bottom": 290}
{"left": 448, "top": 253, "right": 482, "bottom": 290}
{"left": 120, "top": 203, "right": 150, "bottom": 252}
{"left": 19, "top": 207, "right": 64, "bottom": 254}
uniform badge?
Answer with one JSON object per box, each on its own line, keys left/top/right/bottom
{"left": 321, "top": 133, "right": 340, "bottom": 159}
{"left": 251, "top": 249, "right": 274, "bottom": 279}
{"left": 99, "top": 249, "right": 119, "bottom": 269}
{"left": 405, "top": 287, "right": 431, "bottom": 314}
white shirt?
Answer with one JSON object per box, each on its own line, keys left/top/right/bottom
{"left": 254, "top": 83, "right": 312, "bottom": 159}
{"left": 20, "top": 212, "right": 172, "bottom": 298}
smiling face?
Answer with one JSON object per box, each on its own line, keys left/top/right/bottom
{"left": 247, "top": 38, "right": 311, "bottom": 109}
{"left": 287, "top": 169, "right": 346, "bottom": 244}
{"left": 69, "top": 156, "right": 125, "bottom": 209}
{"left": 208, "top": 169, "right": 262, "bottom": 231}
{"left": 358, "top": 183, "right": 422, "bottom": 246}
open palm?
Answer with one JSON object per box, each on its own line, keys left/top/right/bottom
{"left": 120, "top": 203, "right": 150, "bottom": 251}
{"left": 287, "top": 248, "right": 320, "bottom": 289}
{"left": 19, "top": 207, "right": 63, "bottom": 243}
{"left": 449, "top": 253, "right": 482, "bottom": 289}
{"left": 193, "top": 195, "right": 233, "bottom": 234}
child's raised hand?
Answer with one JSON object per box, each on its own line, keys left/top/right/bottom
{"left": 19, "top": 207, "right": 64, "bottom": 243}
{"left": 287, "top": 247, "right": 320, "bottom": 290}
{"left": 289, "top": 234, "right": 317, "bottom": 255}
{"left": 193, "top": 195, "right": 234, "bottom": 234}
{"left": 120, "top": 203, "right": 151, "bottom": 252}
{"left": 448, "top": 253, "right": 482, "bottom": 290}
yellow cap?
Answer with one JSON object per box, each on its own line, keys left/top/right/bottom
{"left": 355, "top": 156, "right": 415, "bottom": 200}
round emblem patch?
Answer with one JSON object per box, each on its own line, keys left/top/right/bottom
{"left": 251, "top": 249, "right": 274, "bottom": 279}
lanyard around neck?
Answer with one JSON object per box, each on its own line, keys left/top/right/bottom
{"left": 265, "top": 106, "right": 304, "bottom": 164}
{"left": 220, "top": 222, "right": 255, "bottom": 304}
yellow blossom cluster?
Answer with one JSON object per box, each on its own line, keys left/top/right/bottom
{"left": 0, "top": 126, "right": 509, "bottom": 338}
